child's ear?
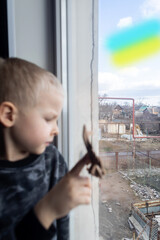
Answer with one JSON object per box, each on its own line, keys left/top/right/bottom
{"left": 0, "top": 102, "right": 18, "bottom": 127}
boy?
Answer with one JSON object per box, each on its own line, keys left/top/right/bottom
{"left": 0, "top": 58, "right": 91, "bottom": 240}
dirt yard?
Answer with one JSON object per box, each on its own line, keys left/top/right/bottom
{"left": 99, "top": 171, "right": 140, "bottom": 240}
{"left": 99, "top": 138, "right": 160, "bottom": 153}
{"left": 98, "top": 137, "right": 160, "bottom": 240}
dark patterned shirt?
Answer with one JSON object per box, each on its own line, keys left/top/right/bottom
{"left": 0, "top": 145, "right": 69, "bottom": 240}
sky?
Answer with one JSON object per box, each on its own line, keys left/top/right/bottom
{"left": 98, "top": 0, "right": 160, "bottom": 106}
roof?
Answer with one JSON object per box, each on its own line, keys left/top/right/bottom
{"left": 139, "top": 106, "right": 149, "bottom": 112}
{"left": 114, "top": 105, "right": 123, "bottom": 110}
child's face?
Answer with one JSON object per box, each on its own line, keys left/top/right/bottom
{"left": 10, "top": 86, "right": 64, "bottom": 156}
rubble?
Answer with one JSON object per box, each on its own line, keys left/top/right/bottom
{"left": 108, "top": 207, "right": 112, "bottom": 213}
{"left": 120, "top": 169, "right": 160, "bottom": 200}
{"left": 116, "top": 202, "right": 121, "bottom": 206}
{"left": 130, "top": 183, "right": 160, "bottom": 200}
{"left": 121, "top": 238, "right": 133, "bottom": 240}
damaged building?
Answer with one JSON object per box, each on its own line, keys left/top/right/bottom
{"left": 129, "top": 199, "right": 160, "bottom": 239}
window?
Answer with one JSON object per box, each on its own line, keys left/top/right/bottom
{"left": 99, "top": 0, "right": 160, "bottom": 239}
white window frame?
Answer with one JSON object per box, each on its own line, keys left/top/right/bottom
{"left": 55, "top": 0, "right": 69, "bottom": 164}
{"left": 7, "top": 0, "right": 16, "bottom": 57}
{"left": 56, "top": 1, "right": 99, "bottom": 239}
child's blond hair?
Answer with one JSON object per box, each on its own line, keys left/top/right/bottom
{"left": 0, "top": 58, "right": 62, "bottom": 111}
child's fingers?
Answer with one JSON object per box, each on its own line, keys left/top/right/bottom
{"left": 69, "top": 153, "right": 91, "bottom": 176}
{"left": 80, "top": 186, "right": 92, "bottom": 197}
{"left": 76, "top": 176, "right": 91, "bottom": 187}
{"left": 77, "top": 193, "right": 91, "bottom": 205}
{"left": 75, "top": 178, "right": 91, "bottom": 202}
{"left": 74, "top": 184, "right": 91, "bottom": 205}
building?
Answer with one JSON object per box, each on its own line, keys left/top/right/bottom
{"left": 129, "top": 199, "right": 160, "bottom": 239}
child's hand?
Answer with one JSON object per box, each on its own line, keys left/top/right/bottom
{"left": 34, "top": 154, "right": 91, "bottom": 229}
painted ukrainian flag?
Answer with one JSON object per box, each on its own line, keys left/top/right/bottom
{"left": 106, "top": 19, "right": 160, "bottom": 66}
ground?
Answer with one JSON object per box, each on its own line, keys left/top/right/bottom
{"left": 99, "top": 138, "right": 160, "bottom": 153}
{"left": 98, "top": 137, "right": 160, "bottom": 240}
{"left": 99, "top": 171, "right": 140, "bottom": 240}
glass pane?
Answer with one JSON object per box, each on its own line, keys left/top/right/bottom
{"left": 98, "top": 1, "right": 160, "bottom": 239}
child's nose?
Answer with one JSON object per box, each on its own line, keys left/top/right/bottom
{"left": 51, "top": 123, "right": 59, "bottom": 136}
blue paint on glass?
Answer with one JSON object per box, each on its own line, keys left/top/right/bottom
{"left": 106, "top": 19, "right": 160, "bottom": 52}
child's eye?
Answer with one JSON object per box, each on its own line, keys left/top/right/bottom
{"left": 45, "top": 117, "right": 54, "bottom": 122}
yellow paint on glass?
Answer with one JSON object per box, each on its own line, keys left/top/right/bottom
{"left": 112, "top": 36, "right": 160, "bottom": 66}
